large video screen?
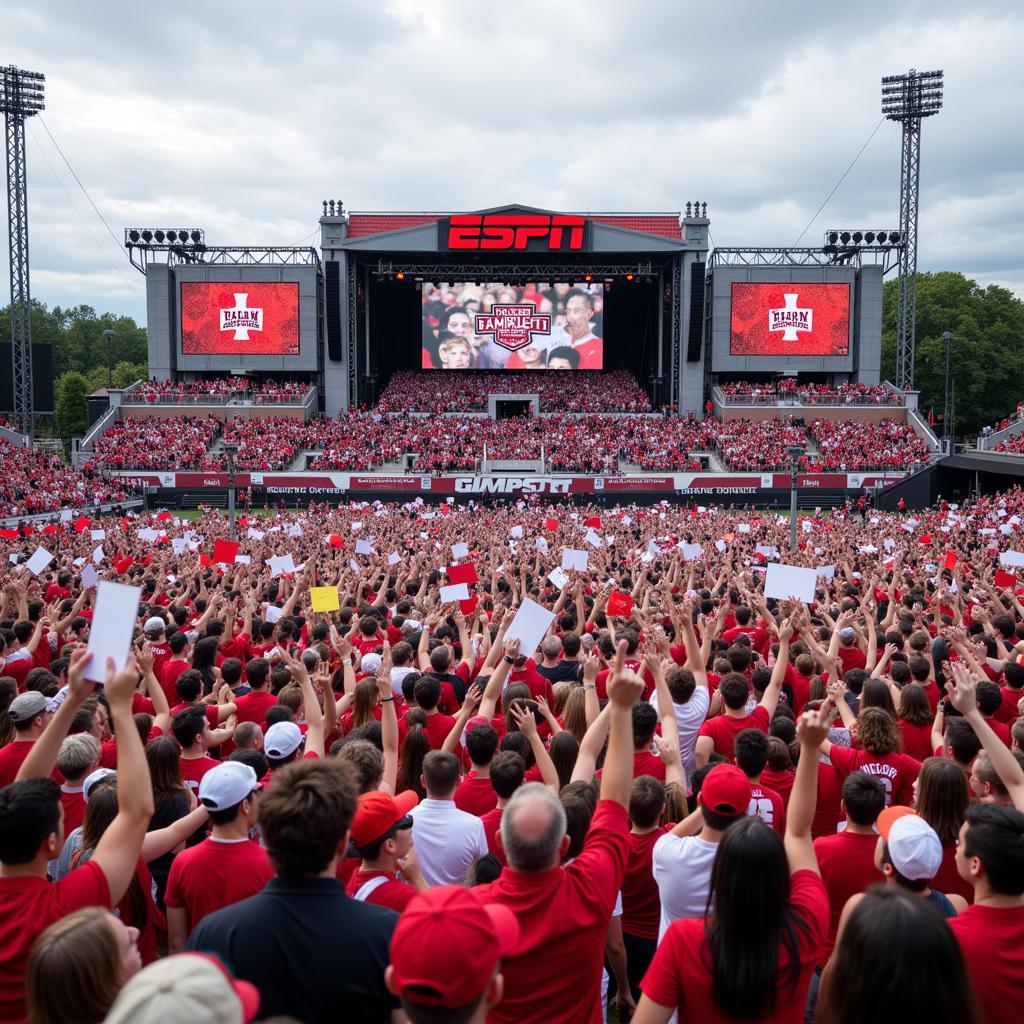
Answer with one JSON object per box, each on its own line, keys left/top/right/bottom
{"left": 180, "top": 282, "right": 300, "bottom": 355}
{"left": 730, "top": 282, "right": 851, "bottom": 357}
{"left": 420, "top": 282, "right": 604, "bottom": 369}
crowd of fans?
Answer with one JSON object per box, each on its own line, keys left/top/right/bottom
{"left": 1, "top": 489, "right": 1024, "bottom": 1022}
{"left": 807, "top": 418, "right": 931, "bottom": 471}
{"left": 377, "top": 371, "right": 653, "bottom": 414}
{"left": 995, "top": 434, "right": 1024, "bottom": 455}
{"left": 0, "top": 439, "right": 136, "bottom": 519}
{"left": 90, "top": 417, "right": 223, "bottom": 472}
{"left": 125, "top": 379, "right": 311, "bottom": 405}
{"left": 86, "top": 409, "right": 935, "bottom": 476}
{"left": 718, "top": 380, "right": 903, "bottom": 406}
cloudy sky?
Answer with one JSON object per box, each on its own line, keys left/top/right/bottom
{"left": 4, "top": 1, "right": 1022, "bottom": 323}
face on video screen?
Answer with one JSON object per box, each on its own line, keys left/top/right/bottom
{"left": 420, "top": 281, "right": 604, "bottom": 370}
{"left": 729, "top": 282, "right": 851, "bottom": 357}
{"left": 180, "top": 282, "right": 300, "bottom": 355}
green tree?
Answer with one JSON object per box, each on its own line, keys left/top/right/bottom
{"left": 54, "top": 371, "right": 90, "bottom": 439}
{"left": 111, "top": 361, "right": 147, "bottom": 389}
{"left": 882, "top": 272, "right": 1024, "bottom": 437}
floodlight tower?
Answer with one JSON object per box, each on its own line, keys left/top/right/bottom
{"left": 1, "top": 67, "right": 45, "bottom": 439}
{"left": 882, "top": 68, "right": 943, "bottom": 391}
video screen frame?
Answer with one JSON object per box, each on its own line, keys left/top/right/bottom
{"left": 728, "top": 281, "right": 852, "bottom": 357}
{"left": 179, "top": 281, "right": 301, "bottom": 356}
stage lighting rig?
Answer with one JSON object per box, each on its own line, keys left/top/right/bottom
{"left": 823, "top": 229, "right": 902, "bottom": 249}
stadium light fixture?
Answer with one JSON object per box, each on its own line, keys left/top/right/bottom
{"left": 626, "top": 273, "right": 634, "bottom": 282}
{"left": 395, "top": 272, "right": 405, "bottom": 281}
{"left": 881, "top": 69, "right": 944, "bottom": 121}
{"left": 584, "top": 274, "right": 593, "bottom": 283}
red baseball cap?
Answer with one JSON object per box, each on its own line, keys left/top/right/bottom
{"left": 349, "top": 790, "right": 419, "bottom": 851}
{"left": 389, "top": 886, "right": 520, "bottom": 1008}
{"left": 699, "top": 764, "right": 752, "bottom": 817}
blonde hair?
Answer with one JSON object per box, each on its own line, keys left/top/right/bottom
{"left": 27, "top": 908, "right": 123, "bottom": 1024}
{"left": 438, "top": 337, "right": 471, "bottom": 361}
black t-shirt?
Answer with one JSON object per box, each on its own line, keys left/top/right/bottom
{"left": 536, "top": 659, "right": 582, "bottom": 684}
{"left": 188, "top": 876, "right": 399, "bottom": 1023}
{"left": 147, "top": 792, "right": 191, "bottom": 909}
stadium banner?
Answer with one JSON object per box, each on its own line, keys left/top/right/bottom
{"left": 421, "top": 282, "right": 603, "bottom": 371}
{"left": 180, "top": 282, "right": 300, "bottom": 355}
{"left": 111, "top": 471, "right": 901, "bottom": 494}
{"left": 729, "top": 282, "right": 851, "bottom": 357}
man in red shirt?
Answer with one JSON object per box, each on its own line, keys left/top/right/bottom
{"left": 0, "top": 648, "right": 153, "bottom": 1023}
{"left": 172, "top": 706, "right": 222, "bottom": 795}
{"left": 479, "top": 752, "right": 526, "bottom": 863}
{"left": 472, "top": 641, "right": 641, "bottom": 1024}
{"left": 813, "top": 773, "right": 885, "bottom": 970}
{"left": 721, "top": 605, "right": 770, "bottom": 658}
{"left": 453, "top": 722, "right": 500, "bottom": 816}
{"left": 735, "top": 728, "right": 786, "bottom": 835}
{"left": 345, "top": 790, "right": 424, "bottom": 912}
{"left": 387, "top": 884, "right": 520, "bottom": 1023}
{"left": 166, "top": 760, "right": 272, "bottom": 951}
{"left": 159, "top": 632, "right": 191, "bottom": 708}
{"left": 411, "top": 677, "right": 457, "bottom": 751}
{"left": 0, "top": 692, "right": 54, "bottom": 787}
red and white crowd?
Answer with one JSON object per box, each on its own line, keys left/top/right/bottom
{"left": 377, "top": 371, "right": 653, "bottom": 414}
{"left": 1, "top": 487, "right": 1024, "bottom": 1022}
{"left": 0, "top": 439, "right": 136, "bottom": 519}
{"left": 806, "top": 418, "right": 930, "bottom": 471}
{"left": 718, "top": 381, "right": 903, "bottom": 406}
{"left": 90, "top": 417, "right": 223, "bottom": 472}
{"left": 125, "top": 379, "right": 311, "bottom": 405}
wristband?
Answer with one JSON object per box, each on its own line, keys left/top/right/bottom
{"left": 584, "top": 683, "right": 597, "bottom": 691}
{"left": 503, "top": 655, "right": 515, "bottom": 664}
{"left": 380, "top": 696, "right": 395, "bottom": 703}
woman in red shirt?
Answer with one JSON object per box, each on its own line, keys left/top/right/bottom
{"left": 897, "top": 683, "right": 936, "bottom": 762}
{"left": 915, "top": 756, "right": 974, "bottom": 904}
{"left": 634, "top": 709, "right": 830, "bottom": 1024}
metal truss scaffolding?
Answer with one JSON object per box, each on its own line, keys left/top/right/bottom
{"left": 1, "top": 66, "right": 45, "bottom": 437}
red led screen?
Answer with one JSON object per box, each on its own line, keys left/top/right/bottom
{"left": 180, "top": 282, "right": 300, "bottom": 355}
{"left": 730, "top": 282, "right": 851, "bottom": 356}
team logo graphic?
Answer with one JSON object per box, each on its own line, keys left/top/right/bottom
{"left": 768, "top": 293, "right": 813, "bottom": 342}
{"left": 474, "top": 303, "right": 551, "bottom": 353}
{"left": 219, "top": 293, "right": 264, "bottom": 341}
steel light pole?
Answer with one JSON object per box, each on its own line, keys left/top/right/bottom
{"left": 222, "top": 442, "right": 240, "bottom": 539}
{"left": 787, "top": 444, "right": 804, "bottom": 551}
{"left": 102, "top": 329, "right": 114, "bottom": 388}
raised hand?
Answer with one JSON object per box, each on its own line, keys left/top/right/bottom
{"left": 606, "top": 639, "right": 644, "bottom": 709}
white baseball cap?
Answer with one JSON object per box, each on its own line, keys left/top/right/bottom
{"left": 83, "top": 767, "right": 116, "bottom": 802}
{"left": 878, "top": 806, "right": 943, "bottom": 881}
{"left": 198, "top": 761, "right": 262, "bottom": 811}
{"left": 144, "top": 616, "right": 166, "bottom": 634}
{"left": 104, "top": 953, "right": 259, "bottom": 1024}
{"left": 359, "top": 652, "right": 382, "bottom": 675}
{"left": 264, "top": 721, "right": 303, "bottom": 760}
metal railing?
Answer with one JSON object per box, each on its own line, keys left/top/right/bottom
{"left": 121, "top": 385, "right": 317, "bottom": 407}
{"left": 714, "top": 386, "right": 907, "bottom": 408}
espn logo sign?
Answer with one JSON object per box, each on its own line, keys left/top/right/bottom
{"left": 442, "top": 214, "right": 588, "bottom": 251}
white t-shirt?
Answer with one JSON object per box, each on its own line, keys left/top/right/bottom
{"left": 652, "top": 832, "right": 719, "bottom": 940}
{"left": 409, "top": 798, "right": 488, "bottom": 887}
{"left": 648, "top": 686, "right": 711, "bottom": 780}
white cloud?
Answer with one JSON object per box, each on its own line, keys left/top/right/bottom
{"left": 2, "top": 0, "right": 1021, "bottom": 325}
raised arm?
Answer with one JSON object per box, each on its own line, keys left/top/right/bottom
{"left": 784, "top": 708, "right": 828, "bottom": 875}
{"left": 946, "top": 662, "right": 1024, "bottom": 812}
{"left": 596, "top": 640, "right": 645, "bottom": 809}
{"left": 89, "top": 655, "right": 156, "bottom": 905}
{"left": 758, "top": 614, "right": 794, "bottom": 718}
{"left": 477, "top": 637, "right": 517, "bottom": 721}
{"left": 510, "top": 702, "right": 560, "bottom": 792}
{"left": 282, "top": 650, "right": 324, "bottom": 759}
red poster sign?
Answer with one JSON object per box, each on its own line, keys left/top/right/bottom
{"left": 180, "top": 282, "right": 300, "bottom": 355}
{"left": 730, "top": 283, "right": 851, "bottom": 356}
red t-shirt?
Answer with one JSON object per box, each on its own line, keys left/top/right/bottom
{"left": 761, "top": 767, "right": 796, "bottom": 806}
{"left": 60, "top": 788, "right": 86, "bottom": 835}
{"left": 813, "top": 830, "right": 883, "bottom": 967}
{"left": 345, "top": 868, "right": 417, "bottom": 912}
{"left": 633, "top": 750, "right": 667, "bottom": 781}
{"left": 949, "top": 903, "right": 1024, "bottom": 1024}
{"left": 811, "top": 759, "right": 845, "bottom": 839}
{"left": 453, "top": 773, "right": 498, "bottom": 817}
{"left": 898, "top": 719, "right": 934, "bottom": 762}
{"left": 178, "top": 754, "right": 221, "bottom": 794}
{"left": 640, "top": 869, "right": 828, "bottom": 1022}
{"left": 164, "top": 837, "right": 273, "bottom": 929}
{"left": 698, "top": 706, "right": 770, "bottom": 762}
{"left": 837, "top": 644, "right": 867, "bottom": 675}
{"left": 169, "top": 703, "right": 220, "bottom": 730}
{"left": 748, "top": 784, "right": 786, "bottom": 836}
{"left": 474, "top": 800, "right": 629, "bottom": 1024}
{"left": 996, "top": 687, "right": 1023, "bottom": 724}
{"left": 160, "top": 659, "right": 190, "bottom": 708}
{"left": 421, "top": 712, "right": 457, "bottom": 751}
{"left": 234, "top": 690, "right": 277, "bottom": 726}
{"left": 479, "top": 805, "right": 505, "bottom": 863}
{"left": 721, "top": 624, "right": 770, "bottom": 658}
{"left": 827, "top": 746, "right": 920, "bottom": 807}
{"left": 621, "top": 826, "right": 670, "bottom": 940}
{"left": 931, "top": 840, "right": 974, "bottom": 905}
{"left": 0, "top": 740, "right": 62, "bottom": 788}
{"left": 0, "top": 859, "right": 110, "bottom": 1023}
